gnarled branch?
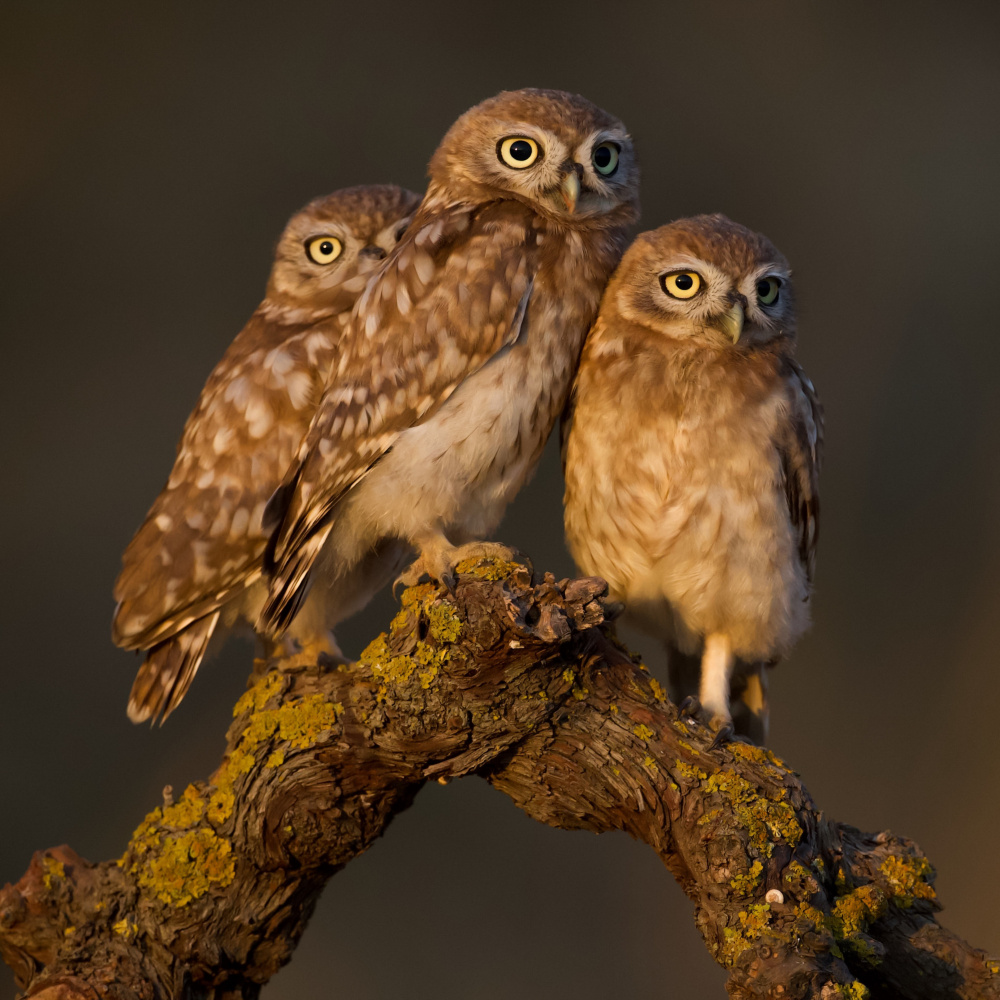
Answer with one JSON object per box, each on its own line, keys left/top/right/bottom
{"left": 2, "top": 557, "right": 997, "bottom": 999}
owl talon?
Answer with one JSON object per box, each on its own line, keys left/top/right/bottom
{"left": 678, "top": 695, "right": 701, "bottom": 719}
{"left": 708, "top": 723, "right": 735, "bottom": 751}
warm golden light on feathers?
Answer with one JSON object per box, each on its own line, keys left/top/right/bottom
{"left": 563, "top": 214, "right": 822, "bottom": 744}
{"left": 112, "top": 185, "right": 421, "bottom": 724}
{"left": 258, "top": 88, "right": 640, "bottom": 638}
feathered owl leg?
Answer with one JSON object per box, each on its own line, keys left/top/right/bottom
{"left": 700, "top": 632, "right": 735, "bottom": 744}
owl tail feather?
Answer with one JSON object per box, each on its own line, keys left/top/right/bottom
{"left": 257, "top": 523, "right": 333, "bottom": 639}
{"left": 127, "top": 610, "right": 221, "bottom": 725}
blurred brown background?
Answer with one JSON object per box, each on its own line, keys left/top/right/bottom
{"left": 2, "top": 2, "right": 999, "bottom": 996}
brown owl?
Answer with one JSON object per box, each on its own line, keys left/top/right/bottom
{"left": 258, "top": 89, "right": 640, "bottom": 636}
{"left": 113, "top": 184, "right": 421, "bottom": 723}
{"left": 562, "top": 215, "right": 822, "bottom": 744}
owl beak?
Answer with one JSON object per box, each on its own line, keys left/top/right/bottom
{"left": 718, "top": 302, "right": 745, "bottom": 344}
{"left": 560, "top": 169, "right": 581, "bottom": 213}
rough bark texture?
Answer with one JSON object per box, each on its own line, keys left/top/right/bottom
{"left": 2, "top": 556, "right": 997, "bottom": 1000}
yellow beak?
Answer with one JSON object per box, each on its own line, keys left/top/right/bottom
{"left": 718, "top": 302, "right": 745, "bottom": 344}
{"left": 560, "top": 170, "right": 580, "bottom": 213}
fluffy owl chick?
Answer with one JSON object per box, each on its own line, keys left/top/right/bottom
{"left": 113, "top": 185, "right": 421, "bottom": 723}
{"left": 259, "top": 89, "right": 640, "bottom": 636}
{"left": 563, "top": 215, "right": 822, "bottom": 744}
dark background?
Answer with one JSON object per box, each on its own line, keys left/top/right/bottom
{"left": 3, "top": 2, "right": 999, "bottom": 996}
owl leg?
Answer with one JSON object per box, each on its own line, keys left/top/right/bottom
{"left": 280, "top": 586, "right": 347, "bottom": 667}
{"left": 700, "top": 633, "right": 735, "bottom": 745}
{"left": 730, "top": 662, "right": 770, "bottom": 745}
{"left": 666, "top": 644, "right": 702, "bottom": 708}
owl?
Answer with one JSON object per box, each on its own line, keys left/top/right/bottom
{"left": 258, "top": 89, "right": 640, "bottom": 637}
{"left": 562, "top": 215, "right": 822, "bottom": 745}
{"left": 113, "top": 184, "right": 421, "bottom": 723}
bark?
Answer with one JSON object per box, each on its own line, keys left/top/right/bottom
{"left": 1, "top": 556, "right": 997, "bottom": 1000}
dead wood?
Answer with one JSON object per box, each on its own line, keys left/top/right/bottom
{"left": 2, "top": 556, "right": 997, "bottom": 1000}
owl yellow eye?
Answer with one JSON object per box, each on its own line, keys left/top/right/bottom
{"left": 306, "top": 236, "right": 342, "bottom": 265}
{"left": 498, "top": 136, "right": 540, "bottom": 169}
{"left": 592, "top": 142, "right": 619, "bottom": 176}
{"left": 662, "top": 271, "right": 702, "bottom": 299}
{"left": 757, "top": 276, "right": 781, "bottom": 306}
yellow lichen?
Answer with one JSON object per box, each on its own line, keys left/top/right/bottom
{"left": 704, "top": 768, "right": 802, "bottom": 856}
{"left": 609, "top": 702, "right": 619, "bottom": 714}
{"left": 267, "top": 750, "right": 285, "bottom": 768}
{"left": 633, "top": 723, "right": 654, "bottom": 742}
{"left": 649, "top": 678, "right": 667, "bottom": 702}
{"left": 63, "top": 926, "right": 75, "bottom": 937}
{"left": 360, "top": 588, "right": 460, "bottom": 700}
{"left": 879, "top": 854, "right": 936, "bottom": 906}
{"left": 454, "top": 554, "right": 520, "bottom": 580}
{"left": 831, "top": 884, "right": 888, "bottom": 938}
{"left": 730, "top": 860, "right": 764, "bottom": 895}
{"left": 161, "top": 784, "right": 205, "bottom": 828}
{"left": 834, "top": 984, "right": 871, "bottom": 1000}
{"left": 41, "top": 856, "right": 65, "bottom": 891}
{"left": 643, "top": 754, "right": 659, "bottom": 773}
{"left": 674, "top": 759, "right": 708, "bottom": 782}
{"left": 572, "top": 685, "right": 589, "bottom": 700}
{"left": 562, "top": 668, "right": 576, "bottom": 685}
{"left": 207, "top": 786, "right": 235, "bottom": 826}
{"left": 112, "top": 918, "right": 136, "bottom": 939}
{"left": 135, "top": 827, "right": 235, "bottom": 907}
{"left": 720, "top": 903, "right": 772, "bottom": 964}
{"left": 232, "top": 669, "right": 284, "bottom": 719}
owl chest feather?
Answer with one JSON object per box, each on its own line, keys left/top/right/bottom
{"left": 566, "top": 342, "right": 809, "bottom": 658}
{"left": 340, "top": 225, "right": 611, "bottom": 547}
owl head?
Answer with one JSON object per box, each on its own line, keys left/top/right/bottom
{"left": 609, "top": 214, "right": 795, "bottom": 349}
{"left": 266, "top": 184, "right": 421, "bottom": 311}
{"left": 427, "top": 88, "right": 639, "bottom": 229}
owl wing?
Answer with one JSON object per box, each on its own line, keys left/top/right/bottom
{"left": 260, "top": 201, "right": 537, "bottom": 635}
{"left": 778, "top": 358, "right": 823, "bottom": 582}
{"left": 112, "top": 313, "right": 335, "bottom": 650}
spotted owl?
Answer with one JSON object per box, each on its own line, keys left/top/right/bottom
{"left": 258, "top": 89, "right": 640, "bottom": 636}
{"left": 113, "top": 184, "right": 421, "bottom": 723}
{"left": 562, "top": 215, "right": 822, "bottom": 744}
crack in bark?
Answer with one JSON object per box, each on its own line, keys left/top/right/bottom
{"left": 1, "top": 557, "right": 997, "bottom": 1000}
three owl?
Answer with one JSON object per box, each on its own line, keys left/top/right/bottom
{"left": 563, "top": 215, "right": 822, "bottom": 743}
{"left": 115, "top": 88, "right": 820, "bottom": 747}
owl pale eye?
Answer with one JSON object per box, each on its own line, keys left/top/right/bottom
{"left": 662, "top": 271, "right": 702, "bottom": 300}
{"left": 757, "top": 277, "right": 781, "bottom": 306}
{"left": 592, "top": 142, "right": 620, "bottom": 176}
{"left": 498, "top": 136, "right": 540, "bottom": 169}
{"left": 306, "top": 236, "right": 343, "bottom": 265}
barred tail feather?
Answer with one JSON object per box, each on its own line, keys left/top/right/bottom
{"left": 257, "top": 523, "right": 333, "bottom": 638}
{"left": 127, "top": 610, "right": 221, "bottom": 725}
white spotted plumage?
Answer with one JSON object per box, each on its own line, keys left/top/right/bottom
{"left": 113, "top": 185, "right": 421, "bottom": 723}
{"left": 259, "top": 89, "right": 640, "bottom": 637}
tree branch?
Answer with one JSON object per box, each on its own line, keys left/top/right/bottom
{"left": 2, "top": 557, "right": 997, "bottom": 999}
